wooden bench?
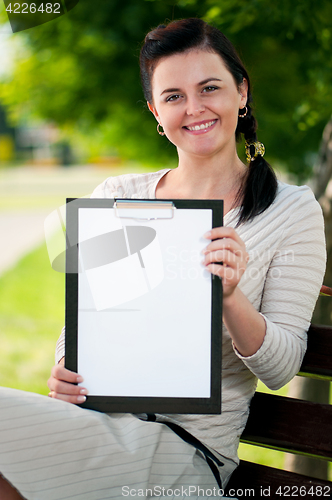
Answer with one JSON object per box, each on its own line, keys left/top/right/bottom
{"left": 225, "top": 323, "right": 332, "bottom": 499}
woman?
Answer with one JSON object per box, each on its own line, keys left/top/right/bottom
{"left": 0, "top": 18, "right": 326, "bottom": 500}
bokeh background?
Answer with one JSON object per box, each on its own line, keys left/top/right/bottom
{"left": 0, "top": 0, "right": 331, "bottom": 481}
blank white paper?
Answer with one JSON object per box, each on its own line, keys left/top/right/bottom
{"left": 77, "top": 207, "right": 213, "bottom": 398}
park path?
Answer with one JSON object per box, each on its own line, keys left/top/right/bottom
{"left": 0, "top": 210, "right": 50, "bottom": 276}
{"left": 0, "top": 164, "right": 132, "bottom": 277}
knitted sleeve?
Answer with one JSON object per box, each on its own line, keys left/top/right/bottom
{"left": 235, "top": 186, "right": 326, "bottom": 389}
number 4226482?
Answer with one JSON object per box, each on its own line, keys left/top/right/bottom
{"left": 6, "top": 3, "right": 61, "bottom": 14}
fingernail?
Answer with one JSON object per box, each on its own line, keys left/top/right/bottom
{"left": 80, "top": 388, "right": 88, "bottom": 395}
{"left": 77, "top": 376, "right": 84, "bottom": 383}
{"left": 77, "top": 395, "right": 86, "bottom": 403}
{"left": 203, "top": 231, "right": 212, "bottom": 238}
{"left": 201, "top": 248, "right": 208, "bottom": 255}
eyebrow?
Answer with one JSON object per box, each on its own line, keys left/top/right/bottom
{"left": 160, "top": 78, "right": 222, "bottom": 96}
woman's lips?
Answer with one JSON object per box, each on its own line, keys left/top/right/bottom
{"left": 183, "top": 119, "right": 218, "bottom": 134}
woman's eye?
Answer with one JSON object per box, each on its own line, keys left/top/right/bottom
{"left": 166, "top": 94, "right": 181, "bottom": 102}
{"left": 203, "top": 86, "right": 218, "bottom": 93}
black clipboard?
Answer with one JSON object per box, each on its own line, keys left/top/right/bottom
{"left": 65, "top": 198, "right": 223, "bottom": 414}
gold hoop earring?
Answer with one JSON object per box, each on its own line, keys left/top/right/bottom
{"left": 157, "top": 123, "right": 165, "bottom": 136}
{"left": 239, "top": 106, "right": 248, "bottom": 118}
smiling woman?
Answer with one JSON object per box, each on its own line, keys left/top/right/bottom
{"left": 147, "top": 50, "right": 247, "bottom": 168}
{"left": 0, "top": 17, "right": 327, "bottom": 500}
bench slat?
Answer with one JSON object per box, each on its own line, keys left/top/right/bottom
{"left": 226, "top": 460, "right": 332, "bottom": 499}
{"left": 241, "top": 392, "right": 332, "bottom": 460}
{"left": 299, "top": 324, "right": 332, "bottom": 380}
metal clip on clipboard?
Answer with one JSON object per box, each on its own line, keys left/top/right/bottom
{"left": 114, "top": 200, "right": 175, "bottom": 220}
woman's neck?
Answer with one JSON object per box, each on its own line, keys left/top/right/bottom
{"left": 173, "top": 150, "right": 247, "bottom": 200}
{"left": 155, "top": 151, "right": 247, "bottom": 216}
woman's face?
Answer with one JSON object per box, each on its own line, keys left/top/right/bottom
{"left": 148, "top": 49, "right": 247, "bottom": 160}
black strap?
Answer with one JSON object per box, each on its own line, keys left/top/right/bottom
{"left": 146, "top": 415, "right": 223, "bottom": 489}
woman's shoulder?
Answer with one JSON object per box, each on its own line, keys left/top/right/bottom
{"left": 269, "top": 179, "right": 321, "bottom": 215}
{"left": 90, "top": 168, "right": 171, "bottom": 199}
{"left": 231, "top": 179, "right": 323, "bottom": 233}
{"left": 276, "top": 179, "right": 315, "bottom": 200}
{"left": 247, "top": 179, "right": 325, "bottom": 236}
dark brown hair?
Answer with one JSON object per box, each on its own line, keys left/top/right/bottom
{"left": 140, "top": 18, "right": 277, "bottom": 225}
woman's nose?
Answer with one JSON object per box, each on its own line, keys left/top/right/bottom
{"left": 186, "top": 95, "right": 205, "bottom": 116}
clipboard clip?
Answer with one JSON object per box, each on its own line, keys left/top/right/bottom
{"left": 114, "top": 200, "right": 176, "bottom": 220}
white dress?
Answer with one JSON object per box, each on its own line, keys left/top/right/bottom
{"left": 0, "top": 169, "right": 326, "bottom": 500}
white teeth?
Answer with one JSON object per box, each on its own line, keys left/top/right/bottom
{"left": 187, "top": 120, "right": 216, "bottom": 131}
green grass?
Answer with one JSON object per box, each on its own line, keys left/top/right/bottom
{"left": 0, "top": 243, "right": 64, "bottom": 395}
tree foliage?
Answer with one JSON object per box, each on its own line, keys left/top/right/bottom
{"left": 1, "top": 0, "right": 332, "bottom": 176}
{"left": 203, "top": 0, "right": 332, "bottom": 178}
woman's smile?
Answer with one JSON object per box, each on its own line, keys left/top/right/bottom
{"left": 183, "top": 119, "right": 218, "bottom": 134}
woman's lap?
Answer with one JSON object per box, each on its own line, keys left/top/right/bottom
{"left": 0, "top": 387, "right": 230, "bottom": 500}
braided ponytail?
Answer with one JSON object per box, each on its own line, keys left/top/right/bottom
{"left": 140, "top": 18, "right": 278, "bottom": 225}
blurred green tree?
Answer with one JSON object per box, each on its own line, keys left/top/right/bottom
{"left": 203, "top": 0, "right": 332, "bottom": 179}
{"left": 0, "top": 0, "right": 331, "bottom": 176}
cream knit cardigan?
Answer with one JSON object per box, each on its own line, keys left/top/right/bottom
{"left": 56, "top": 168, "right": 326, "bottom": 471}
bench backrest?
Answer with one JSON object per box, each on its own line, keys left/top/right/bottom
{"left": 226, "top": 324, "right": 332, "bottom": 498}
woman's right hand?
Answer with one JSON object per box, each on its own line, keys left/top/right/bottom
{"left": 47, "top": 358, "right": 88, "bottom": 404}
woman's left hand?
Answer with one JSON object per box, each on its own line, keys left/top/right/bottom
{"left": 202, "top": 227, "right": 249, "bottom": 298}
